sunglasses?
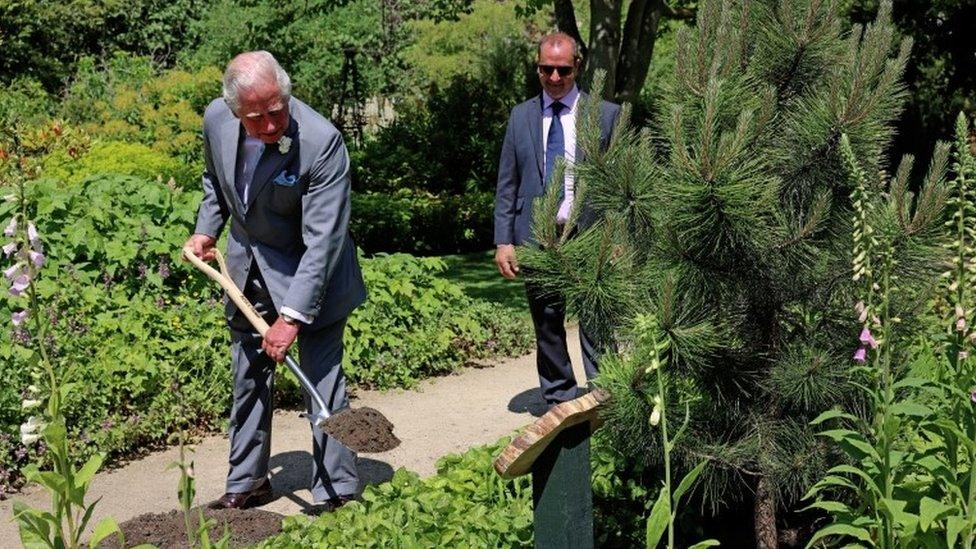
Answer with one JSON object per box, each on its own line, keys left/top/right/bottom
{"left": 538, "top": 64, "right": 575, "bottom": 77}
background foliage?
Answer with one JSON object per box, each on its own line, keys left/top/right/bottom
{"left": 0, "top": 168, "right": 530, "bottom": 497}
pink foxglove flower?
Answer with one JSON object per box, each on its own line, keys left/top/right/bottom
{"left": 26, "top": 223, "right": 41, "bottom": 251}
{"left": 9, "top": 274, "right": 29, "bottom": 296}
{"left": 859, "top": 327, "right": 878, "bottom": 349}
{"left": 3, "top": 218, "right": 16, "bottom": 237}
{"left": 957, "top": 317, "right": 967, "bottom": 332}
{"left": 11, "top": 310, "right": 27, "bottom": 326}
{"left": 853, "top": 347, "right": 867, "bottom": 363}
{"left": 3, "top": 263, "right": 21, "bottom": 281}
{"left": 971, "top": 390, "right": 976, "bottom": 404}
{"left": 28, "top": 250, "right": 44, "bottom": 268}
{"left": 2, "top": 242, "right": 15, "bottom": 257}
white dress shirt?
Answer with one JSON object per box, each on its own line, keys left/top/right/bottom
{"left": 542, "top": 85, "right": 579, "bottom": 223}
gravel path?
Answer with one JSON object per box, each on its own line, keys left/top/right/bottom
{"left": 0, "top": 326, "right": 585, "bottom": 542}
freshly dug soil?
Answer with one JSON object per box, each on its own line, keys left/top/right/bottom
{"left": 101, "top": 507, "right": 283, "bottom": 548}
{"left": 323, "top": 406, "right": 400, "bottom": 453}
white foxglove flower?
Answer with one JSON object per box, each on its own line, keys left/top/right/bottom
{"left": 650, "top": 406, "right": 661, "bottom": 427}
{"left": 22, "top": 398, "right": 41, "bottom": 409}
{"left": 20, "top": 433, "right": 41, "bottom": 445}
{"left": 649, "top": 395, "right": 663, "bottom": 427}
{"left": 20, "top": 415, "right": 44, "bottom": 446}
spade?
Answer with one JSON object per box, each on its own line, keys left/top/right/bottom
{"left": 182, "top": 246, "right": 400, "bottom": 453}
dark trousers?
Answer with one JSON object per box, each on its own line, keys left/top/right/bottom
{"left": 526, "top": 281, "right": 600, "bottom": 404}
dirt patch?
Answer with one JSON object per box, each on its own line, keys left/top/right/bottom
{"left": 323, "top": 407, "right": 400, "bottom": 453}
{"left": 101, "top": 507, "right": 283, "bottom": 548}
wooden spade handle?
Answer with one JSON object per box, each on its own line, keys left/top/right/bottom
{"left": 181, "top": 246, "right": 270, "bottom": 336}
{"left": 181, "top": 245, "right": 333, "bottom": 421}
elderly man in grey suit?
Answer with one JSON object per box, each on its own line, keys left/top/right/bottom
{"left": 184, "top": 51, "right": 366, "bottom": 511}
{"left": 494, "top": 33, "right": 620, "bottom": 406}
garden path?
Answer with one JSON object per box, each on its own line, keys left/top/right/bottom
{"left": 0, "top": 325, "right": 585, "bottom": 542}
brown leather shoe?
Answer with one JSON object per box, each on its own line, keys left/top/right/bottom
{"left": 209, "top": 479, "right": 273, "bottom": 510}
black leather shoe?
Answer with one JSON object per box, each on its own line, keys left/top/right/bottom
{"left": 303, "top": 494, "right": 357, "bottom": 516}
{"left": 209, "top": 479, "right": 273, "bottom": 510}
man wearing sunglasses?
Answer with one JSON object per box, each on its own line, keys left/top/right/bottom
{"left": 493, "top": 33, "right": 621, "bottom": 406}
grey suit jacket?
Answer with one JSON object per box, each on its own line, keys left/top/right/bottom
{"left": 494, "top": 92, "right": 621, "bottom": 246}
{"left": 194, "top": 97, "right": 367, "bottom": 330}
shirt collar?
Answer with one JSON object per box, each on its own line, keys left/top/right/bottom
{"left": 543, "top": 85, "right": 580, "bottom": 115}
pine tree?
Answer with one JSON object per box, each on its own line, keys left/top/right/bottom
{"left": 520, "top": 0, "right": 952, "bottom": 545}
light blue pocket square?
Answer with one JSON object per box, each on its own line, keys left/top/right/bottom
{"left": 273, "top": 172, "right": 298, "bottom": 187}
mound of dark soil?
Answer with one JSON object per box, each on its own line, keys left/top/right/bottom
{"left": 323, "top": 406, "right": 400, "bottom": 453}
{"left": 100, "top": 507, "right": 283, "bottom": 548}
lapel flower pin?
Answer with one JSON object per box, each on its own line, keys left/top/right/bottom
{"left": 278, "top": 135, "right": 292, "bottom": 154}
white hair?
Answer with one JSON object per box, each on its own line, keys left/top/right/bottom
{"left": 222, "top": 51, "right": 292, "bottom": 114}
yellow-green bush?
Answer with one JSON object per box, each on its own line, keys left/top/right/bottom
{"left": 41, "top": 140, "right": 198, "bottom": 188}
{"left": 61, "top": 55, "right": 220, "bottom": 167}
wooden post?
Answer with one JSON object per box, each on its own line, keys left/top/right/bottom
{"left": 494, "top": 391, "right": 609, "bottom": 549}
{"left": 532, "top": 422, "right": 593, "bottom": 549}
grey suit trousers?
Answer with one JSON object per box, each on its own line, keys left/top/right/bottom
{"left": 226, "top": 267, "right": 358, "bottom": 502}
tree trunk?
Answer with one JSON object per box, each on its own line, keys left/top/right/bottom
{"left": 755, "top": 475, "right": 778, "bottom": 549}
{"left": 615, "top": 0, "right": 665, "bottom": 103}
{"left": 554, "top": 0, "right": 587, "bottom": 59}
{"left": 584, "top": 0, "right": 622, "bottom": 96}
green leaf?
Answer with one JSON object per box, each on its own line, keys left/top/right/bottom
{"left": 89, "top": 517, "right": 121, "bottom": 548}
{"left": 888, "top": 402, "right": 933, "bottom": 418}
{"left": 77, "top": 497, "right": 102, "bottom": 541}
{"left": 892, "top": 377, "right": 930, "bottom": 391}
{"left": 819, "top": 429, "right": 881, "bottom": 462}
{"left": 687, "top": 540, "right": 720, "bottom": 549}
{"left": 826, "top": 465, "right": 882, "bottom": 496}
{"left": 946, "top": 515, "right": 965, "bottom": 547}
{"left": 672, "top": 461, "right": 707, "bottom": 506}
{"left": 646, "top": 487, "right": 671, "bottom": 549}
{"left": 802, "top": 500, "right": 851, "bottom": 514}
{"left": 807, "top": 523, "right": 873, "bottom": 546}
{"left": 75, "top": 453, "right": 105, "bottom": 488}
{"left": 918, "top": 497, "right": 952, "bottom": 532}
{"left": 810, "top": 409, "right": 857, "bottom": 425}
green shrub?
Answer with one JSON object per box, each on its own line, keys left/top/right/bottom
{"left": 402, "top": 0, "right": 543, "bottom": 91}
{"left": 0, "top": 170, "right": 530, "bottom": 496}
{"left": 351, "top": 189, "right": 494, "bottom": 255}
{"left": 41, "top": 140, "right": 197, "bottom": 187}
{"left": 353, "top": 67, "right": 533, "bottom": 196}
{"left": 185, "top": 0, "right": 410, "bottom": 120}
{"left": 0, "top": 78, "right": 54, "bottom": 128}
{"left": 0, "top": 0, "right": 206, "bottom": 90}
{"left": 344, "top": 252, "right": 531, "bottom": 389}
{"left": 258, "top": 440, "right": 534, "bottom": 548}
{"left": 0, "top": 173, "right": 229, "bottom": 491}
{"left": 258, "top": 436, "right": 653, "bottom": 547}
{"left": 60, "top": 54, "right": 220, "bottom": 171}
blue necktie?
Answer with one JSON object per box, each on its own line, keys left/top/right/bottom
{"left": 544, "top": 101, "right": 565, "bottom": 200}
